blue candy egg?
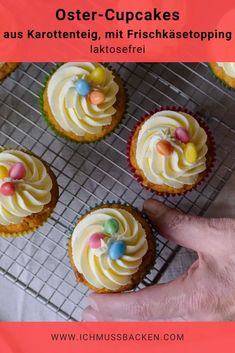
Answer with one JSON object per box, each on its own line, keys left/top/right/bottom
{"left": 75, "top": 79, "right": 90, "bottom": 96}
{"left": 108, "top": 240, "right": 126, "bottom": 261}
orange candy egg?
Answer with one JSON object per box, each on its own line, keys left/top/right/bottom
{"left": 89, "top": 91, "right": 105, "bottom": 105}
{"left": 156, "top": 140, "right": 174, "bottom": 156}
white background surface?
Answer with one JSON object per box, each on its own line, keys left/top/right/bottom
{"left": 0, "top": 172, "right": 234, "bottom": 321}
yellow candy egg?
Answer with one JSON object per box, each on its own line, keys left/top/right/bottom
{"left": 89, "top": 67, "right": 106, "bottom": 86}
{"left": 184, "top": 142, "right": 198, "bottom": 163}
{"left": 0, "top": 166, "right": 9, "bottom": 179}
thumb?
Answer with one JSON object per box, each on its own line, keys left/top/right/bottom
{"left": 144, "top": 199, "right": 234, "bottom": 254}
{"left": 82, "top": 275, "right": 188, "bottom": 322}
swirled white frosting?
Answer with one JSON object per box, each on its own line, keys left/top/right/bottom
{"left": 217, "top": 63, "right": 235, "bottom": 78}
{"left": 0, "top": 150, "right": 52, "bottom": 225}
{"left": 47, "top": 62, "right": 119, "bottom": 136}
{"left": 136, "top": 111, "right": 208, "bottom": 188}
{"left": 71, "top": 207, "right": 148, "bottom": 291}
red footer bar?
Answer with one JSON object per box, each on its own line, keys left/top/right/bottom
{"left": 0, "top": 322, "right": 233, "bottom": 353}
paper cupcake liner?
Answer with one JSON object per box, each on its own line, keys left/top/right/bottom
{"left": 208, "top": 63, "right": 235, "bottom": 91}
{"left": 127, "top": 106, "right": 216, "bottom": 197}
{"left": 0, "top": 195, "right": 58, "bottom": 238}
{"left": 39, "top": 63, "right": 129, "bottom": 144}
{"left": 68, "top": 200, "right": 158, "bottom": 289}
{"left": 0, "top": 212, "right": 54, "bottom": 238}
{"left": 0, "top": 147, "right": 58, "bottom": 238}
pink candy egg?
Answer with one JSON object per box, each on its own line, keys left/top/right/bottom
{"left": 175, "top": 127, "right": 190, "bottom": 143}
{"left": 1, "top": 182, "right": 15, "bottom": 196}
{"left": 89, "top": 91, "right": 105, "bottom": 105}
{"left": 89, "top": 233, "right": 105, "bottom": 249}
{"left": 9, "top": 162, "right": 26, "bottom": 180}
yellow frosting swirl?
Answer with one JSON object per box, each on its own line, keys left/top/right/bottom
{"left": 71, "top": 207, "right": 148, "bottom": 291}
{"left": 136, "top": 111, "right": 208, "bottom": 188}
{"left": 0, "top": 62, "right": 5, "bottom": 68}
{"left": 47, "top": 62, "right": 119, "bottom": 136}
{"left": 217, "top": 62, "right": 235, "bottom": 78}
{"left": 0, "top": 150, "right": 52, "bottom": 225}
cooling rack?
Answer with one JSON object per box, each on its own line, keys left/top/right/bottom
{"left": 0, "top": 62, "right": 235, "bottom": 321}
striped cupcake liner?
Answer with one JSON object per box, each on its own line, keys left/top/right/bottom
{"left": 0, "top": 217, "right": 52, "bottom": 238}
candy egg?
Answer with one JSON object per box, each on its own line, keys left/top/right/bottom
{"left": 89, "top": 90, "right": 105, "bottom": 105}
{"left": 108, "top": 240, "right": 126, "bottom": 260}
{"left": 156, "top": 140, "right": 174, "bottom": 156}
{"left": 89, "top": 233, "right": 105, "bottom": 249}
{"left": 104, "top": 218, "right": 119, "bottom": 235}
{"left": 0, "top": 166, "right": 9, "bottom": 180}
{"left": 175, "top": 127, "right": 190, "bottom": 143}
{"left": 75, "top": 79, "right": 90, "bottom": 96}
{"left": 89, "top": 67, "right": 106, "bottom": 86}
{"left": 184, "top": 142, "right": 198, "bottom": 163}
{"left": 9, "top": 162, "right": 26, "bottom": 180}
{"left": 0, "top": 182, "right": 15, "bottom": 196}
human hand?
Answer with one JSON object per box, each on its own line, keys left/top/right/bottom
{"left": 82, "top": 199, "right": 235, "bottom": 321}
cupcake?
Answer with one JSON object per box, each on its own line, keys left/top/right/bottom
{"left": 128, "top": 108, "right": 215, "bottom": 195}
{"left": 209, "top": 62, "right": 235, "bottom": 89}
{"left": 68, "top": 203, "right": 156, "bottom": 293}
{"left": 0, "top": 149, "right": 59, "bottom": 236}
{"left": 41, "top": 62, "right": 126, "bottom": 143}
{"left": 0, "top": 63, "right": 18, "bottom": 81}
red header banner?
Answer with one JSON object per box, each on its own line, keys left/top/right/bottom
{"left": 0, "top": 322, "right": 234, "bottom": 353}
{"left": 0, "top": 0, "right": 235, "bottom": 61}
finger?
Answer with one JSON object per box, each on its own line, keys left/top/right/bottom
{"left": 82, "top": 306, "right": 107, "bottom": 322}
{"left": 83, "top": 276, "right": 189, "bottom": 321}
{"left": 82, "top": 306, "right": 131, "bottom": 322}
{"left": 144, "top": 199, "right": 234, "bottom": 254}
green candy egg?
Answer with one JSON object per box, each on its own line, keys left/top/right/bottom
{"left": 89, "top": 67, "right": 106, "bottom": 86}
{"left": 104, "top": 218, "right": 119, "bottom": 235}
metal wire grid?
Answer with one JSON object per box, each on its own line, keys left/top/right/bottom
{"left": 0, "top": 62, "right": 234, "bottom": 321}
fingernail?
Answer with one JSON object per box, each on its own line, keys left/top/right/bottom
{"left": 143, "top": 200, "right": 152, "bottom": 212}
{"left": 144, "top": 199, "right": 167, "bottom": 218}
{"left": 89, "top": 296, "right": 99, "bottom": 311}
{"left": 83, "top": 313, "right": 98, "bottom": 322}
{"left": 144, "top": 200, "right": 159, "bottom": 215}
